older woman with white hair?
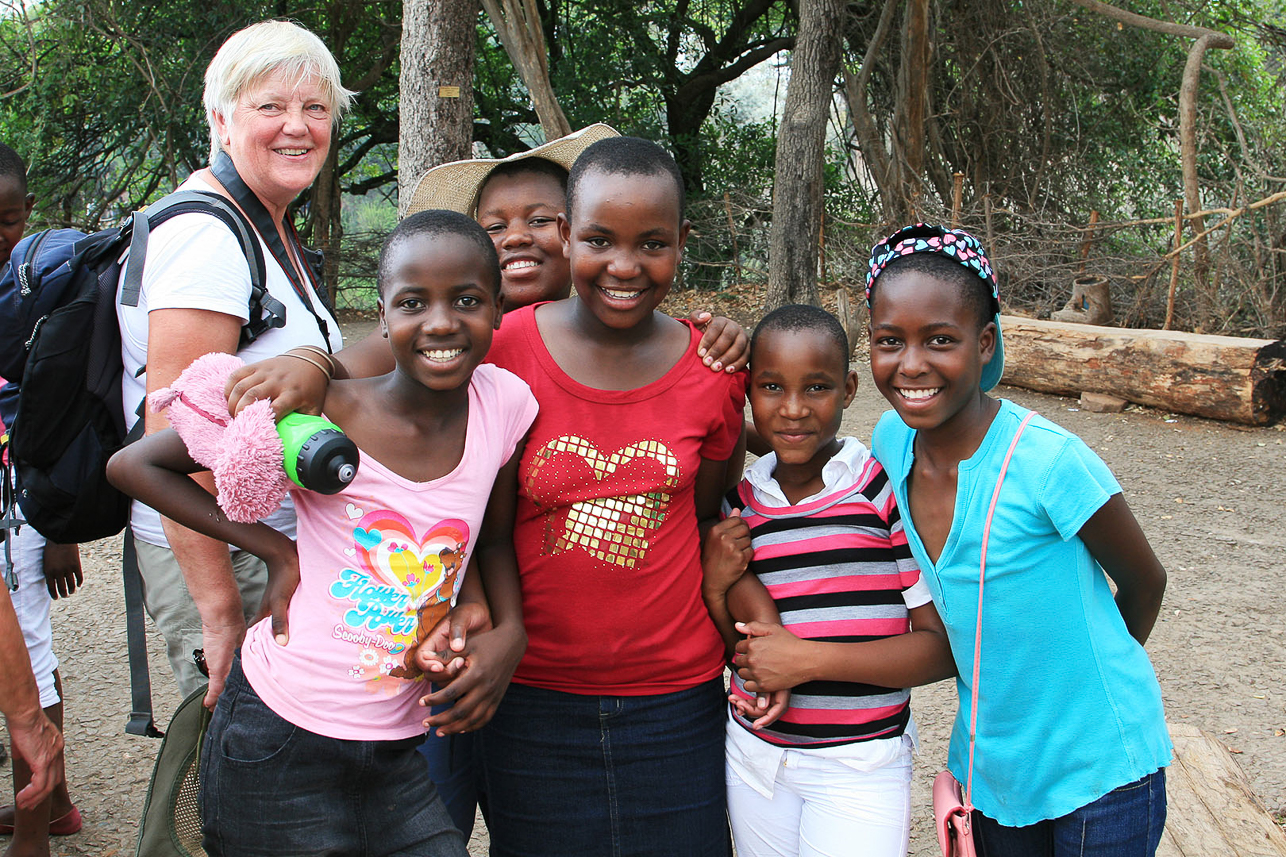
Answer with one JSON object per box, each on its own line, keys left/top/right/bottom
{"left": 116, "top": 19, "right": 349, "bottom": 708}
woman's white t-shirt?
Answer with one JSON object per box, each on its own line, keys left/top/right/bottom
{"left": 117, "top": 173, "right": 344, "bottom": 548}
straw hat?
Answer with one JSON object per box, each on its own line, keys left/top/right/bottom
{"left": 405, "top": 123, "right": 621, "bottom": 217}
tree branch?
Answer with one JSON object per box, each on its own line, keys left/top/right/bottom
{"left": 1062, "top": 0, "right": 1234, "bottom": 45}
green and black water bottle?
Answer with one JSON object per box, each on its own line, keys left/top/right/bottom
{"left": 277, "top": 413, "right": 359, "bottom": 494}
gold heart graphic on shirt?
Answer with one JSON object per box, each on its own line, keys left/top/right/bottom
{"left": 526, "top": 436, "right": 682, "bottom": 569}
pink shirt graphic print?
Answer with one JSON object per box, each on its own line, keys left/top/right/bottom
{"left": 331, "top": 510, "right": 468, "bottom": 681}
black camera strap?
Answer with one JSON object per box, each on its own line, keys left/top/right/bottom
{"left": 211, "top": 151, "right": 334, "bottom": 352}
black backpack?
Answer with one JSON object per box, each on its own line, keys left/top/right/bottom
{"left": 0, "top": 189, "right": 284, "bottom": 545}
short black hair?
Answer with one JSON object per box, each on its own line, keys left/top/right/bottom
{"left": 751, "top": 304, "right": 849, "bottom": 373}
{"left": 483, "top": 157, "right": 568, "bottom": 196}
{"left": 872, "top": 252, "right": 996, "bottom": 330}
{"left": 474, "top": 157, "right": 569, "bottom": 217}
{"left": 378, "top": 209, "right": 501, "bottom": 296}
{"left": 0, "top": 143, "right": 28, "bottom": 190}
{"left": 566, "top": 137, "right": 684, "bottom": 222}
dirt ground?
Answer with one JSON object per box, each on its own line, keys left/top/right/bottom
{"left": 3, "top": 312, "right": 1284, "bottom": 856}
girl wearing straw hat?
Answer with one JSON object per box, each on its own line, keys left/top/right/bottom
{"left": 407, "top": 124, "right": 748, "bottom": 367}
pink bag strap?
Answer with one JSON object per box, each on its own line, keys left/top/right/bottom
{"left": 964, "top": 410, "right": 1035, "bottom": 810}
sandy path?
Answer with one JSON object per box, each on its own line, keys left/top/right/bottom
{"left": 3, "top": 360, "right": 1283, "bottom": 855}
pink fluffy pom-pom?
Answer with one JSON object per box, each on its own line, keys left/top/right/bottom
{"left": 150, "top": 352, "right": 293, "bottom": 524}
{"left": 149, "top": 352, "right": 248, "bottom": 472}
{"left": 213, "top": 398, "right": 291, "bottom": 524}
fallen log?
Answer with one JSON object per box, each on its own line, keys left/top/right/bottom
{"left": 1158, "top": 722, "right": 1286, "bottom": 857}
{"left": 999, "top": 316, "right": 1286, "bottom": 425}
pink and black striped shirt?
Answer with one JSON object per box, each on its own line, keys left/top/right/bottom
{"left": 726, "top": 441, "right": 927, "bottom": 748}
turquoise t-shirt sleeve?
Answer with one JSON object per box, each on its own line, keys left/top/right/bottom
{"left": 1037, "top": 434, "right": 1122, "bottom": 541}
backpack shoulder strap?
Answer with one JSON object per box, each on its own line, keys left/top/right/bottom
{"left": 14, "top": 229, "right": 56, "bottom": 298}
{"left": 116, "top": 191, "right": 285, "bottom": 343}
{"left": 122, "top": 526, "right": 164, "bottom": 738}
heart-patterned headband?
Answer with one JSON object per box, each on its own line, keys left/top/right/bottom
{"left": 865, "top": 223, "right": 998, "bottom": 309}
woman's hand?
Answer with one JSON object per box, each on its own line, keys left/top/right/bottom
{"left": 733, "top": 621, "right": 813, "bottom": 693}
{"left": 729, "top": 688, "right": 791, "bottom": 730}
{"left": 689, "top": 311, "right": 749, "bottom": 373}
{"left": 198, "top": 614, "right": 249, "bottom": 710}
{"left": 7, "top": 705, "right": 64, "bottom": 810}
{"left": 226, "top": 355, "right": 330, "bottom": 419}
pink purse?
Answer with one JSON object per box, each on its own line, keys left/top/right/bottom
{"left": 933, "top": 768, "right": 976, "bottom": 857}
{"left": 932, "top": 412, "right": 1033, "bottom": 857}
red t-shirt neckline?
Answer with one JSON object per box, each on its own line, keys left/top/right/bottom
{"left": 517, "top": 303, "right": 701, "bottom": 404}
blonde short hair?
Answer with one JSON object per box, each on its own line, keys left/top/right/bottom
{"left": 203, "top": 19, "right": 356, "bottom": 165}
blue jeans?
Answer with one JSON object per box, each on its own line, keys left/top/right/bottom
{"left": 200, "top": 658, "right": 468, "bottom": 857}
{"left": 417, "top": 709, "right": 478, "bottom": 838}
{"left": 479, "top": 678, "right": 731, "bottom": 857}
{"left": 973, "top": 768, "right": 1167, "bottom": 857}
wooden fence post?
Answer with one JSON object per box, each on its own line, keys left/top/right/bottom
{"left": 1077, "top": 210, "right": 1100, "bottom": 274}
{"left": 951, "top": 172, "right": 964, "bottom": 228}
{"left": 1165, "top": 199, "right": 1184, "bottom": 330}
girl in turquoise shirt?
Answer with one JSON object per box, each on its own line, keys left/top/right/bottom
{"left": 866, "top": 224, "right": 1170, "bottom": 857}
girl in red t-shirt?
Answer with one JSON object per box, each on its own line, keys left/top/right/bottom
{"left": 474, "top": 135, "right": 745, "bottom": 856}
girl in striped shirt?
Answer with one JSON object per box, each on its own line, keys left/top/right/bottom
{"left": 701, "top": 304, "right": 955, "bottom": 857}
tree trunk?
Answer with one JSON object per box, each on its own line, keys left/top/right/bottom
{"left": 765, "top": 0, "right": 844, "bottom": 312}
{"left": 841, "top": 0, "right": 900, "bottom": 224}
{"left": 307, "top": 142, "right": 343, "bottom": 306}
{"left": 891, "top": 0, "right": 930, "bottom": 216}
{"left": 1000, "top": 316, "right": 1286, "bottom": 425}
{"left": 482, "top": 0, "right": 570, "bottom": 139}
{"left": 399, "top": 0, "right": 480, "bottom": 215}
{"left": 1180, "top": 34, "right": 1224, "bottom": 320}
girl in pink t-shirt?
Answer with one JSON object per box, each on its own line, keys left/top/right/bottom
{"left": 108, "top": 210, "right": 536, "bottom": 857}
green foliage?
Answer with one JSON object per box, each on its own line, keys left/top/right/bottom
{"left": 3, "top": 0, "right": 1283, "bottom": 329}
{"left": 473, "top": 0, "right": 793, "bottom": 198}
{"left": 0, "top": 0, "right": 401, "bottom": 231}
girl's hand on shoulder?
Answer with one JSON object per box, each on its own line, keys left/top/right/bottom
{"left": 690, "top": 311, "right": 749, "bottom": 373}
{"left": 225, "top": 355, "right": 328, "bottom": 419}
{"left": 421, "top": 622, "right": 527, "bottom": 735}
{"left": 701, "top": 510, "right": 752, "bottom": 599}
{"left": 733, "top": 621, "right": 810, "bottom": 693}
{"left": 415, "top": 600, "right": 493, "bottom": 677}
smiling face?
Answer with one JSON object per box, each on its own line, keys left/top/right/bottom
{"left": 750, "top": 327, "right": 857, "bottom": 483}
{"left": 868, "top": 270, "right": 996, "bottom": 437}
{"left": 213, "top": 68, "right": 332, "bottom": 213}
{"left": 475, "top": 168, "right": 570, "bottom": 309}
{"left": 378, "top": 233, "right": 501, "bottom": 393}
{"left": 0, "top": 174, "right": 34, "bottom": 268}
{"left": 559, "top": 168, "right": 689, "bottom": 331}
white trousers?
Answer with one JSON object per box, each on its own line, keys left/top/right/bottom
{"left": 726, "top": 737, "right": 913, "bottom": 857}
{"left": 5, "top": 516, "right": 59, "bottom": 708}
